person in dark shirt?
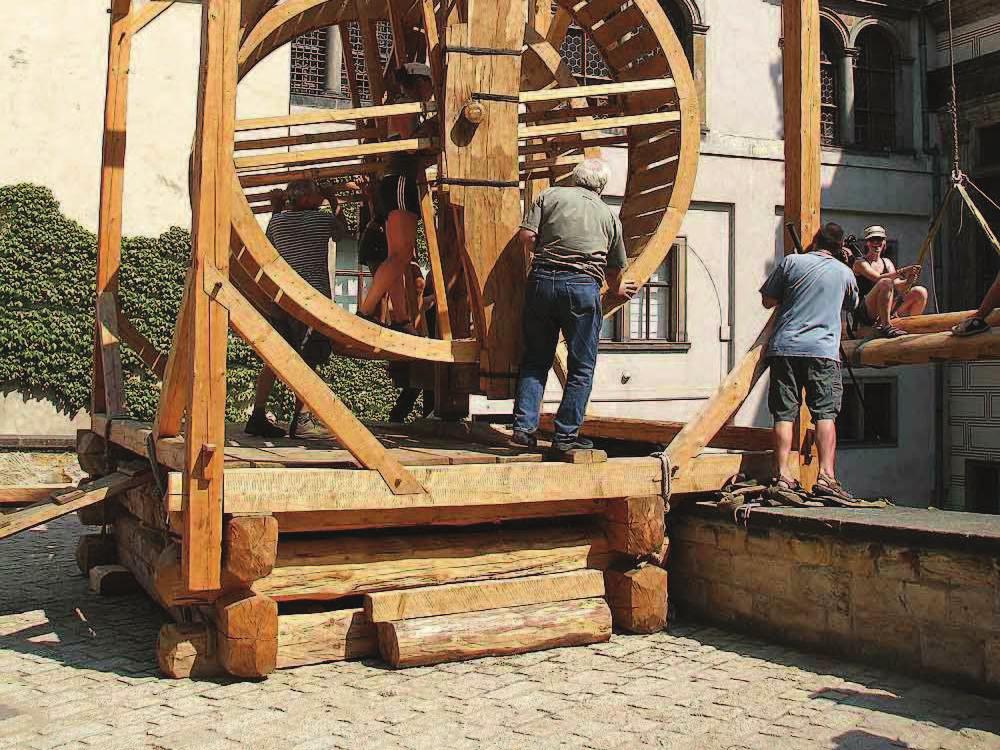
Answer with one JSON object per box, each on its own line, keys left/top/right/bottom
{"left": 851, "top": 225, "right": 927, "bottom": 338}
{"left": 245, "top": 179, "right": 348, "bottom": 439}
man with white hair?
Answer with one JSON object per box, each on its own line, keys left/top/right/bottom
{"left": 511, "top": 158, "right": 638, "bottom": 457}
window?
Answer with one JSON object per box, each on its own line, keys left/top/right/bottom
{"left": 290, "top": 24, "right": 393, "bottom": 104}
{"left": 332, "top": 238, "right": 373, "bottom": 314}
{"left": 820, "top": 25, "right": 841, "bottom": 147}
{"left": 854, "top": 27, "right": 896, "bottom": 151}
{"left": 836, "top": 378, "right": 897, "bottom": 446}
{"left": 979, "top": 123, "right": 1000, "bottom": 169}
{"left": 559, "top": 26, "right": 612, "bottom": 83}
{"left": 601, "top": 240, "right": 687, "bottom": 348}
{"left": 965, "top": 461, "right": 1000, "bottom": 515}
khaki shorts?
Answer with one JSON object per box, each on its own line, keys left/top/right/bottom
{"left": 767, "top": 356, "right": 843, "bottom": 422}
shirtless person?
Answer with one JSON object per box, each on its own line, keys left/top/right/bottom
{"left": 851, "top": 225, "right": 928, "bottom": 338}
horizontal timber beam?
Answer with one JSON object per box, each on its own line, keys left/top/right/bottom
{"left": 233, "top": 138, "right": 436, "bottom": 170}
{"left": 236, "top": 101, "right": 435, "bottom": 131}
{"left": 842, "top": 328, "right": 1000, "bottom": 367}
{"left": 519, "top": 111, "right": 680, "bottom": 139}
{"left": 538, "top": 414, "right": 773, "bottom": 452}
{"left": 519, "top": 78, "right": 675, "bottom": 103}
{"left": 238, "top": 161, "right": 380, "bottom": 188}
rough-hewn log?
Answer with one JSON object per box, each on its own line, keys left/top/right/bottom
{"left": 76, "top": 428, "right": 110, "bottom": 475}
{"left": 77, "top": 502, "right": 108, "bottom": 526}
{"left": 157, "top": 623, "right": 224, "bottom": 679}
{"left": 365, "top": 570, "right": 605, "bottom": 622}
{"left": 842, "top": 329, "right": 1000, "bottom": 368}
{"left": 76, "top": 533, "right": 118, "bottom": 574}
{"left": 271, "top": 499, "right": 607, "bottom": 533}
{"left": 254, "top": 522, "right": 609, "bottom": 602}
{"left": 89, "top": 564, "right": 141, "bottom": 595}
{"left": 604, "top": 564, "right": 668, "bottom": 634}
{"left": 604, "top": 496, "right": 665, "bottom": 557}
{"left": 212, "top": 590, "right": 278, "bottom": 678}
{"left": 538, "top": 414, "right": 773, "bottom": 452}
{"left": 377, "top": 598, "right": 612, "bottom": 668}
{"left": 222, "top": 515, "right": 278, "bottom": 586}
{"left": 113, "top": 483, "right": 170, "bottom": 531}
{"left": 277, "top": 608, "right": 376, "bottom": 668}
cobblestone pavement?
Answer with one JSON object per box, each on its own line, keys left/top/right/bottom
{"left": 2, "top": 517, "right": 999, "bottom": 750}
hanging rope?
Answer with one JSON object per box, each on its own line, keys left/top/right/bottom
{"left": 946, "top": 0, "right": 963, "bottom": 184}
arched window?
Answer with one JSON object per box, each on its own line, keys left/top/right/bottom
{"left": 854, "top": 27, "right": 896, "bottom": 150}
{"left": 819, "top": 24, "right": 841, "bottom": 147}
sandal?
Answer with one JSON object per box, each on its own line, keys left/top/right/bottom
{"left": 873, "top": 322, "right": 906, "bottom": 339}
{"left": 811, "top": 472, "right": 858, "bottom": 506}
{"left": 767, "top": 477, "right": 821, "bottom": 507}
{"left": 952, "top": 317, "right": 991, "bottom": 338}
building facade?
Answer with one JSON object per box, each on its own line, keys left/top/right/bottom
{"left": 1, "top": 0, "right": 945, "bottom": 504}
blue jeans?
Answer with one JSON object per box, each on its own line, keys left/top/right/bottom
{"left": 513, "top": 268, "right": 602, "bottom": 444}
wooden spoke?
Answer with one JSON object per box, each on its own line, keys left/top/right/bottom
{"left": 127, "top": 0, "right": 176, "bottom": 35}
{"left": 236, "top": 101, "right": 434, "bottom": 131}
{"left": 234, "top": 127, "right": 377, "bottom": 151}
{"left": 519, "top": 111, "right": 680, "bottom": 140}
{"left": 519, "top": 78, "right": 675, "bottom": 103}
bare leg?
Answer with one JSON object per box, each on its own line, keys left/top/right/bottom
{"left": 976, "top": 272, "right": 1000, "bottom": 319}
{"left": 773, "top": 420, "right": 795, "bottom": 481}
{"left": 815, "top": 418, "right": 837, "bottom": 478}
{"left": 359, "top": 210, "right": 417, "bottom": 319}
{"left": 895, "top": 286, "right": 928, "bottom": 318}
{"left": 864, "top": 278, "right": 895, "bottom": 324}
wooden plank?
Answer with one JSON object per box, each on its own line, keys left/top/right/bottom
{"left": 127, "top": 0, "right": 175, "bottom": 35}
{"left": 235, "top": 101, "right": 433, "bottom": 131}
{"left": 519, "top": 111, "right": 680, "bottom": 140}
{"left": 519, "top": 78, "right": 675, "bottom": 103}
{"left": 0, "top": 485, "right": 73, "bottom": 507}
{"left": 277, "top": 608, "right": 377, "bottom": 668}
{"left": 253, "top": 521, "right": 609, "bottom": 602}
{"left": 238, "top": 161, "right": 380, "bottom": 188}
{"left": 0, "top": 472, "right": 148, "bottom": 540}
{"left": 589, "top": 5, "right": 645, "bottom": 47}
{"left": 234, "top": 126, "right": 376, "bottom": 151}
{"left": 419, "top": 178, "right": 453, "bottom": 339}
{"left": 355, "top": 0, "right": 387, "bottom": 106}
{"left": 233, "top": 137, "right": 435, "bottom": 170}
{"left": 377, "top": 598, "right": 612, "bottom": 668}
{"left": 546, "top": 7, "right": 573, "bottom": 49}
{"left": 166, "top": 458, "right": 662, "bottom": 513}
{"left": 153, "top": 273, "right": 195, "bottom": 440}
{"left": 870, "top": 308, "right": 1000, "bottom": 335}
{"left": 365, "top": 569, "right": 605, "bottom": 622}
{"left": 93, "top": 0, "right": 133, "bottom": 417}
{"left": 271, "top": 499, "right": 608, "bottom": 533}
{"left": 211, "top": 268, "right": 426, "bottom": 496}
{"left": 339, "top": 23, "right": 362, "bottom": 107}
{"left": 117, "top": 311, "right": 167, "bottom": 379}
{"left": 537, "top": 413, "right": 774, "bottom": 451}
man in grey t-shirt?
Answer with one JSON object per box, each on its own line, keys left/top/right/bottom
{"left": 511, "top": 159, "right": 637, "bottom": 456}
{"left": 760, "top": 222, "right": 859, "bottom": 502}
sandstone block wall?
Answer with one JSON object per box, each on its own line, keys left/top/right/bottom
{"left": 668, "top": 510, "right": 1000, "bottom": 694}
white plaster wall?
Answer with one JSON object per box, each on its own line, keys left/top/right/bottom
{"left": 0, "top": 0, "right": 290, "bottom": 235}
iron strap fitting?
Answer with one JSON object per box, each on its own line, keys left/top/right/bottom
{"left": 444, "top": 45, "right": 522, "bottom": 56}
{"left": 471, "top": 92, "right": 520, "bottom": 103}
{"left": 437, "top": 178, "right": 520, "bottom": 188}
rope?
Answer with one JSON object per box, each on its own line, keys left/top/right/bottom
{"left": 946, "top": 0, "right": 962, "bottom": 182}
{"left": 967, "top": 177, "right": 1000, "bottom": 216}
{"left": 651, "top": 451, "right": 672, "bottom": 513}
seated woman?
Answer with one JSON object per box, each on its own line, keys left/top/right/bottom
{"left": 357, "top": 62, "right": 435, "bottom": 334}
{"left": 852, "top": 225, "right": 928, "bottom": 338}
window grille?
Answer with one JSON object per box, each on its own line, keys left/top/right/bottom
{"left": 819, "top": 27, "right": 840, "bottom": 147}
{"left": 559, "top": 27, "right": 612, "bottom": 83}
{"left": 290, "top": 29, "right": 329, "bottom": 98}
{"left": 601, "top": 240, "right": 687, "bottom": 345}
{"left": 854, "top": 28, "right": 896, "bottom": 151}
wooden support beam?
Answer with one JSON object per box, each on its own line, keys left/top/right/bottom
{"left": 93, "top": 0, "right": 133, "bottom": 418}
{"left": 872, "top": 308, "right": 1000, "bottom": 335}
{"left": 364, "top": 569, "right": 605, "bottom": 622}
{"left": 519, "top": 78, "right": 675, "bottom": 103}
{"left": 182, "top": 0, "right": 241, "bottom": 592}
{"left": 604, "top": 496, "right": 665, "bottom": 557}
{"left": 157, "top": 623, "right": 224, "bottom": 679}
{"left": 212, "top": 590, "right": 278, "bottom": 678}
{"left": 233, "top": 137, "right": 435, "bottom": 170}
{"left": 222, "top": 515, "right": 278, "bottom": 587}
{"left": 356, "top": 0, "right": 387, "bottom": 106}
{"left": 841, "top": 328, "right": 1000, "bottom": 367}
{"left": 238, "top": 161, "right": 381, "bottom": 189}
{"left": 957, "top": 183, "right": 1000, "bottom": 256}
{"left": 253, "top": 521, "right": 609, "bottom": 602}
{"left": 377, "top": 598, "right": 612, "bottom": 668}
{"left": 277, "top": 608, "right": 377, "bottom": 668}
{"left": 76, "top": 533, "right": 118, "bottom": 575}
{"left": 127, "top": 0, "right": 176, "bottom": 35}
{"left": 518, "top": 110, "right": 680, "bottom": 140}
{"left": 153, "top": 273, "right": 195, "bottom": 440}
{"left": 235, "top": 101, "right": 433, "bottom": 131}
{"left": 117, "top": 311, "right": 167, "bottom": 379}
{"left": 339, "top": 24, "right": 362, "bottom": 107}
{"left": 234, "top": 126, "right": 376, "bottom": 151}
{"left": 604, "top": 563, "right": 668, "bottom": 634}
{"left": 208, "top": 268, "right": 426, "bottom": 496}
{"left": 537, "top": 413, "right": 774, "bottom": 452}
{"left": 420, "top": 177, "right": 453, "bottom": 340}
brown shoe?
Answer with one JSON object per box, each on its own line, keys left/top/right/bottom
{"left": 289, "top": 412, "right": 333, "bottom": 440}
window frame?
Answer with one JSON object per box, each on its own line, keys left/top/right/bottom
{"left": 853, "top": 27, "right": 897, "bottom": 152}
{"left": 836, "top": 375, "right": 899, "bottom": 448}
{"left": 599, "top": 238, "right": 690, "bottom": 352}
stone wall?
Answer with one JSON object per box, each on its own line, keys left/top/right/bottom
{"left": 668, "top": 505, "right": 1000, "bottom": 694}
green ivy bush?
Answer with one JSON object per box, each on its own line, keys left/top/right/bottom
{"left": 0, "top": 183, "right": 403, "bottom": 424}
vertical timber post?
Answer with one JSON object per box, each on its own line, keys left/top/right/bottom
{"left": 183, "top": 0, "right": 239, "bottom": 592}
{"left": 782, "top": 0, "right": 822, "bottom": 490}
{"left": 93, "top": 0, "right": 133, "bottom": 419}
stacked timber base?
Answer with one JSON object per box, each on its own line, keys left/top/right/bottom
{"left": 77, "top": 482, "right": 668, "bottom": 678}
{"left": 68, "top": 419, "right": 746, "bottom": 678}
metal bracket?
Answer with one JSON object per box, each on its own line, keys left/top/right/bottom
{"left": 471, "top": 92, "right": 520, "bottom": 103}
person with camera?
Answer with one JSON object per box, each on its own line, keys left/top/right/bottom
{"left": 850, "top": 225, "right": 928, "bottom": 338}
{"left": 244, "top": 178, "right": 348, "bottom": 439}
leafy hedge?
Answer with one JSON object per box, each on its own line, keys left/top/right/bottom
{"left": 0, "top": 183, "right": 404, "bottom": 423}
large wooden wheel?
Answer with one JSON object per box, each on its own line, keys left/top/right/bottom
{"left": 227, "top": 0, "right": 700, "bottom": 393}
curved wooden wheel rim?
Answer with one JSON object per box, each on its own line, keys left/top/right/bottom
{"left": 230, "top": 0, "right": 699, "bottom": 364}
